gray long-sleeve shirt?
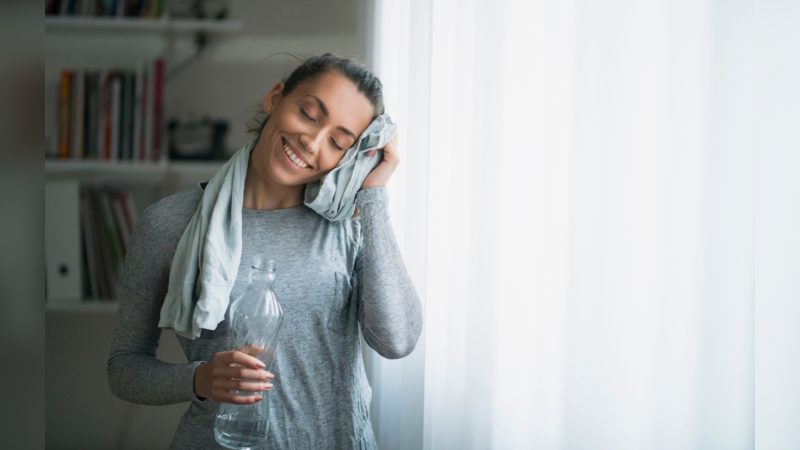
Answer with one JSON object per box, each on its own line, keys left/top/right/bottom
{"left": 107, "top": 184, "right": 422, "bottom": 449}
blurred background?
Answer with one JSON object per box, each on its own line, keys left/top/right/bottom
{"left": 41, "top": 0, "right": 798, "bottom": 449}
{"left": 43, "top": 0, "right": 374, "bottom": 448}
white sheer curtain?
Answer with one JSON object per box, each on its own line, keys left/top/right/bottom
{"left": 367, "top": 0, "right": 799, "bottom": 449}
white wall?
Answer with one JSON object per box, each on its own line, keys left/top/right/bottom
{"left": 46, "top": 312, "right": 188, "bottom": 449}
{"left": 166, "top": 0, "right": 371, "bottom": 154}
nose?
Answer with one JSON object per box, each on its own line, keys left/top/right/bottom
{"left": 298, "top": 132, "right": 323, "bottom": 155}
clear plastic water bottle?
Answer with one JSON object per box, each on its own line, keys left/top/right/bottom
{"left": 214, "top": 257, "right": 284, "bottom": 449}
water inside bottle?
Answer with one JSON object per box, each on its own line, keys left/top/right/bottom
{"left": 214, "top": 408, "right": 270, "bottom": 449}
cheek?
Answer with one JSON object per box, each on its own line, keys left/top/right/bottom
{"left": 319, "top": 151, "right": 346, "bottom": 172}
{"left": 258, "top": 120, "right": 277, "bottom": 147}
{"left": 264, "top": 111, "right": 296, "bottom": 136}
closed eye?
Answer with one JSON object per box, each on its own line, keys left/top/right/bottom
{"left": 300, "top": 108, "right": 316, "bottom": 123}
{"left": 330, "top": 138, "right": 344, "bottom": 151}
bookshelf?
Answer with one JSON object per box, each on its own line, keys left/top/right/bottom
{"left": 45, "top": 159, "right": 222, "bottom": 182}
{"left": 45, "top": 16, "right": 242, "bottom": 33}
{"left": 45, "top": 13, "right": 236, "bottom": 312}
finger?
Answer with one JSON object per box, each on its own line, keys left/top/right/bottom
{"left": 382, "top": 137, "right": 398, "bottom": 157}
{"left": 229, "top": 350, "right": 266, "bottom": 369}
{"left": 381, "top": 144, "right": 399, "bottom": 165}
{"left": 215, "top": 378, "right": 273, "bottom": 393}
{"left": 215, "top": 365, "right": 274, "bottom": 381}
{"left": 220, "top": 392, "right": 264, "bottom": 405}
{"left": 366, "top": 149, "right": 376, "bottom": 157}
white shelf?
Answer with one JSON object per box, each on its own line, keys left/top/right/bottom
{"left": 167, "top": 160, "right": 226, "bottom": 177}
{"left": 45, "top": 17, "right": 242, "bottom": 33}
{"left": 46, "top": 299, "right": 119, "bottom": 313}
{"left": 45, "top": 159, "right": 223, "bottom": 182}
{"left": 46, "top": 159, "right": 168, "bottom": 174}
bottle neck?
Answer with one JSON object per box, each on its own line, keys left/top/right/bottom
{"left": 249, "top": 269, "right": 276, "bottom": 286}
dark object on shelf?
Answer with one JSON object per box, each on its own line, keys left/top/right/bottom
{"left": 47, "top": 0, "right": 166, "bottom": 17}
{"left": 168, "top": 116, "right": 229, "bottom": 160}
{"left": 169, "top": 0, "right": 229, "bottom": 20}
{"left": 45, "top": 0, "right": 61, "bottom": 15}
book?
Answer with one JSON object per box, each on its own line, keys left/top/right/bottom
{"left": 152, "top": 57, "right": 164, "bottom": 161}
{"left": 143, "top": 60, "right": 153, "bottom": 161}
{"left": 120, "top": 71, "right": 132, "bottom": 160}
{"left": 110, "top": 73, "right": 122, "bottom": 161}
{"left": 81, "top": 0, "right": 96, "bottom": 16}
{"left": 80, "top": 188, "right": 100, "bottom": 299}
{"left": 94, "top": 187, "right": 118, "bottom": 298}
{"left": 109, "top": 191, "right": 130, "bottom": 256}
{"left": 49, "top": 55, "right": 165, "bottom": 162}
{"left": 72, "top": 71, "right": 85, "bottom": 159}
{"left": 45, "top": 81, "right": 59, "bottom": 158}
{"left": 80, "top": 185, "right": 139, "bottom": 300}
{"left": 49, "top": 0, "right": 164, "bottom": 17}
{"left": 84, "top": 71, "right": 100, "bottom": 159}
{"left": 86, "top": 187, "right": 107, "bottom": 298}
{"left": 97, "top": 0, "right": 117, "bottom": 17}
{"left": 113, "top": 192, "right": 130, "bottom": 253}
{"left": 101, "top": 71, "right": 112, "bottom": 159}
{"left": 102, "top": 189, "right": 123, "bottom": 287}
{"left": 125, "top": 0, "right": 144, "bottom": 17}
{"left": 58, "top": 70, "right": 73, "bottom": 159}
{"left": 119, "top": 190, "right": 137, "bottom": 230}
{"left": 132, "top": 62, "right": 144, "bottom": 161}
{"left": 150, "top": 0, "right": 162, "bottom": 18}
{"left": 126, "top": 71, "right": 137, "bottom": 159}
{"left": 46, "top": 0, "right": 61, "bottom": 15}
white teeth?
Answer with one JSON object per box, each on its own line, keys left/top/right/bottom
{"left": 283, "top": 143, "right": 309, "bottom": 168}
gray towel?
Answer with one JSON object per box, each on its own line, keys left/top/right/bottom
{"left": 158, "top": 115, "right": 396, "bottom": 339}
{"left": 305, "top": 114, "right": 396, "bottom": 221}
{"left": 158, "top": 142, "right": 252, "bottom": 339}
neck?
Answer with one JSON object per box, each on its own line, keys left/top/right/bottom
{"left": 243, "top": 151, "right": 304, "bottom": 211}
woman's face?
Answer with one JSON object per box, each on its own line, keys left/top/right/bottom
{"left": 252, "top": 71, "right": 375, "bottom": 188}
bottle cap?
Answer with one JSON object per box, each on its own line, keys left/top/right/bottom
{"left": 252, "top": 256, "right": 276, "bottom": 272}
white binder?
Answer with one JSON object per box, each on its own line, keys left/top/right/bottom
{"left": 45, "top": 180, "right": 83, "bottom": 302}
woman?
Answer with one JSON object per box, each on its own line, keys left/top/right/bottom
{"left": 107, "top": 54, "right": 423, "bottom": 449}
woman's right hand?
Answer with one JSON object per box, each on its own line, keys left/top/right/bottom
{"left": 193, "top": 350, "right": 274, "bottom": 404}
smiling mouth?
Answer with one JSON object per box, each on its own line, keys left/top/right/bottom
{"left": 282, "top": 138, "right": 311, "bottom": 169}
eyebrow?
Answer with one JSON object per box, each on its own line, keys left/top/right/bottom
{"left": 305, "top": 95, "right": 357, "bottom": 140}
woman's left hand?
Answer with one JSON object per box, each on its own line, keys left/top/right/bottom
{"left": 361, "top": 134, "right": 399, "bottom": 189}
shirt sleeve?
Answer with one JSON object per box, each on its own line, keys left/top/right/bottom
{"left": 106, "top": 204, "right": 203, "bottom": 405}
{"left": 353, "top": 187, "right": 423, "bottom": 359}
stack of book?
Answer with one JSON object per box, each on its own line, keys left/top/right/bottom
{"left": 46, "top": 0, "right": 165, "bottom": 17}
{"left": 80, "top": 184, "right": 137, "bottom": 300}
{"left": 53, "top": 56, "right": 165, "bottom": 162}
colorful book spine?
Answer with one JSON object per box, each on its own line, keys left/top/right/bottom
{"left": 132, "top": 63, "right": 143, "bottom": 161}
{"left": 79, "top": 186, "right": 138, "bottom": 300}
{"left": 49, "top": 0, "right": 163, "bottom": 17}
{"left": 152, "top": 57, "right": 164, "bottom": 162}
{"left": 101, "top": 71, "right": 112, "bottom": 160}
{"left": 142, "top": 61, "right": 153, "bottom": 161}
{"left": 72, "top": 71, "right": 85, "bottom": 159}
{"left": 110, "top": 73, "right": 122, "bottom": 161}
{"left": 58, "top": 70, "right": 73, "bottom": 159}
{"left": 49, "top": 56, "right": 165, "bottom": 162}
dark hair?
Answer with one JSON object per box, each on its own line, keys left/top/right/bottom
{"left": 249, "top": 53, "right": 385, "bottom": 138}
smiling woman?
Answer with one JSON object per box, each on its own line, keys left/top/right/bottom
{"left": 246, "top": 70, "right": 375, "bottom": 210}
{"left": 106, "top": 54, "right": 422, "bottom": 449}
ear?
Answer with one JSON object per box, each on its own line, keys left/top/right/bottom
{"left": 262, "top": 82, "right": 285, "bottom": 112}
